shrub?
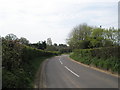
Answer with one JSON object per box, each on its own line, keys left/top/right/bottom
{"left": 2, "top": 38, "right": 58, "bottom": 88}
{"left": 70, "top": 46, "right": 120, "bottom": 74}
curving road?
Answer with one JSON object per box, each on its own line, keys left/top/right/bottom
{"left": 40, "top": 55, "right": 119, "bottom": 88}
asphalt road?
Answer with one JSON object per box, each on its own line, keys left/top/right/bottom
{"left": 40, "top": 55, "right": 118, "bottom": 88}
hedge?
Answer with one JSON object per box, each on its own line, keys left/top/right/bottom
{"left": 2, "top": 39, "right": 59, "bottom": 88}
{"left": 70, "top": 46, "right": 120, "bottom": 74}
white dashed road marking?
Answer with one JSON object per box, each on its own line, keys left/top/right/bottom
{"left": 59, "top": 59, "right": 63, "bottom": 64}
{"left": 60, "top": 60, "right": 63, "bottom": 64}
{"left": 64, "top": 66, "right": 79, "bottom": 77}
{"left": 59, "top": 57, "right": 79, "bottom": 77}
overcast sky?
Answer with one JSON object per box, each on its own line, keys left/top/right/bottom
{"left": 0, "top": 0, "right": 119, "bottom": 44}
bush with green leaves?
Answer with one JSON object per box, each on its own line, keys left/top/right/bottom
{"left": 2, "top": 37, "right": 58, "bottom": 88}
{"left": 70, "top": 46, "right": 120, "bottom": 74}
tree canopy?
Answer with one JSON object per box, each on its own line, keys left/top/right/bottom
{"left": 67, "top": 23, "right": 119, "bottom": 49}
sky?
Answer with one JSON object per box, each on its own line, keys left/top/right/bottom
{"left": 0, "top": 0, "right": 119, "bottom": 44}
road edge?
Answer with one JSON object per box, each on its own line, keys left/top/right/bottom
{"left": 34, "top": 59, "right": 48, "bottom": 88}
{"left": 40, "top": 59, "right": 48, "bottom": 88}
{"left": 34, "top": 56, "right": 57, "bottom": 88}
{"left": 68, "top": 56, "right": 119, "bottom": 78}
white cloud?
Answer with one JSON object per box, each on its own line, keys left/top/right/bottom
{"left": 0, "top": 0, "right": 118, "bottom": 44}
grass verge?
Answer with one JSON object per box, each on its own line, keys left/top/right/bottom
{"left": 70, "top": 49, "right": 119, "bottom": 75}
{"left": 2, "top": 56, "right": 54, "bottom": 88}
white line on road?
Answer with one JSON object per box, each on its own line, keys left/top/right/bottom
{"left": 60, "top": 60, "right": 63, "bottom": 64}
{"left": 64, "top": 66, "right": 79, "bottom": 77}
{"left": 59, "top": 59, "right": 63, "bottom": 64}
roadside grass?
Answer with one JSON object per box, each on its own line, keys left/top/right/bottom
{"left": 2, "top": 56, "right": 54, "bottom": 88}
{"left": 61, "top": 53, "right": 70, "bottom": 55}
{"left": 2, "top": 38, "right": 59, "bottom": 88}
{"left": 70, "top": 48, "right": 120, "bottom": 74}
{"left": 24, "top": 56, "right": 54, "bottom": 88}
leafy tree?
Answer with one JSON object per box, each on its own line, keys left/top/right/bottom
{"left": 45, "top": 45, "right": 58, "bottom": 51}
{"left": 19, "top": 37, "right": 29, "bottom": 45}
{"left": 59, "top": 44, "right": 67, "bottom": 47}
{"left": 54, "top": 43, "right": 57, "bottom": 46}
{"left": 29, "top": 41, "right": 47, "bottom": 50}
{"left": 5, "top": 34, "right": 18, "bottom": 41}
{"left": 67, "top": 23, "right": 119, "bottom": 49}
{"left": 42, "top": 41, "right": 47, "bottom": 50}
{"left": 90, "top": 28, "right": 104, "bottom": 48}
{"left": 67, "top": 23, "right": 92, "bottom": 49}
